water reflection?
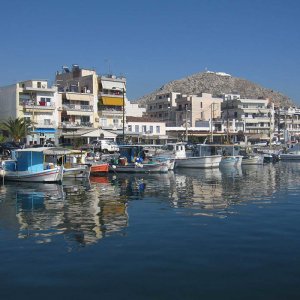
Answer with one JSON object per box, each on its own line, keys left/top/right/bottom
{"left": 1, "top": 163, "right": 300, "bottom": 249}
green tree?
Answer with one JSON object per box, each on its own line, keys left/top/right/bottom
{"left": 0, "top": 117, "right": 33, "bottom": 142}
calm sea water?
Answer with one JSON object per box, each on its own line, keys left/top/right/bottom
{"left": 1, "top": 162, "right": 300, "bottom": 300}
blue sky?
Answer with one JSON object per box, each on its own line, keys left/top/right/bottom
{"left": 0, "top": 0, "right": 299, "bottom": 104}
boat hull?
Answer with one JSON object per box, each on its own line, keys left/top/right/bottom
{"left": 175, "top": 155, "right": 222, "bottom": 168}
{"left": 279, "top": 154, "right": 300, "bottom": 160}
{"left": 1, "top": 167, "right": 63, "bottom": 183}
{"left": 63, "top": 166, "right": 90, "bottom": 178}
{"left": 89, "top": 163, "right": 109, "bottom": 174}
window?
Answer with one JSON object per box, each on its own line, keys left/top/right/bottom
{"left": 113, "top": 119, "right": 119, "bottom": 125}
{"left": 156, "top": 126, "right": 160, "bottom": 133}
{"left": 37, "top": 82, "right": 41, "bottom": 88}
{"left": 201, "top": 112, "right": 204, "bottom": 119}
{"left": 44, "top": 119, "right": 51, "bottom": 125}
{"left": 142, "top": 125, "right": 147, "bottom": 133}
{"left": 149, "top": 126, "right": 153, "bottom": 133}
{"left": 159, "top": 105, "right": 162, "bottom": 109}
{"left": 100, "top": 118, "right": 107, "bottom": 127}
{"left": 135, "top": 125, "right": 139, "bottom": 132}
{"left": 128, "top": 125, "right": 132, "bottom": 132}
{"left": 234, "top": 112, "right": 238, "bottom": 118}
{"left": 200, "top": 102, "right": 203, "bottom": 108}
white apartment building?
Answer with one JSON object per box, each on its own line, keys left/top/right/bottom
{"left": 0, "top": 80, "right": 59, "bottom": 145}
{"left": 126, "top": 116, "right": 167, "bottom": 144}
{"left": 126, "top": 99, "right": 146, "bottom": 117}
{"left": 222, "top": 94, "right": 275, "bottom": 140}
{"left": 276, "top": 107, "right": 300, "bottom": 142}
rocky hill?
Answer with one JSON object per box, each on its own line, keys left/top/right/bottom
{"left": 135, "top": 71, "right": 294, "bottom": 107}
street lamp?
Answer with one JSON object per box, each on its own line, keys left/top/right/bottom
{"left": 112, "top": 87, "right": 125, "bottom": 144}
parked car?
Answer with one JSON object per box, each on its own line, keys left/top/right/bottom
{"left": 84, "top": 139, "right": 119, "bottom": 154}
{"left": 0, "top": 141, "right": 24, "bottom": 156}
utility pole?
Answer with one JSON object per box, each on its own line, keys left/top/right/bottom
{"left": 226, "top": 97, "right": 230, "bottom": 143}
{"left": 185, "top": 104, "right": 189, "bottom": 142}
{"left": 210, "top": 103, "right": 214, "bottom": 143}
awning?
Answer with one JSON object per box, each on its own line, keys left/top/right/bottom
{"left": 101, "top": 81, "right": 126, "bottom": 91}
{"left": 32, "top": 128, "right": 56, "bottom": 133}
{"left": 101, "top": 97, "right": 124, "bottom": 106}
{"left": 65, "top": 93, "right": 93, "bottom": 101}
{"left": 81, "top": 129, "right": 117, "bottom": 139}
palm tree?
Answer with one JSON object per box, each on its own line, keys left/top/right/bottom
{"left": 0, "top": 117, "right": 34, "bottom": 143}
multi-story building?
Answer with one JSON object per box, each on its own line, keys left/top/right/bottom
{"left": 55, "top": 65, "right": 98, "bottom": 135}
{"left": 275, "top": 107, "right": 300, "bottom": 142}
{"left": 98, "top": 74, "right": 126, "bottom": 131}
{"left": 0, "top": 79, "right": 58, "bottom": 145}
{"left": 175, "top": 93, "right": 223, "bottom": 128}
{"left": 222, "top": 94, "right": 275, "bottom": 141}
{"left": 146, "top": 92, "right": 180, "bottom": 126}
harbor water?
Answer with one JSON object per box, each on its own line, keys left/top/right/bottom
{"left": 1, "top": 162, "right": 300, "bottom": 299}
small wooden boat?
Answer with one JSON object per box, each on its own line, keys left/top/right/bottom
{"left": 0, "top": 147, "right": 63, "bottom": 183}
{"left": 89, "top": 162, "right": 109, "bottom": 174}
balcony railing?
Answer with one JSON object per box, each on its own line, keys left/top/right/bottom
{"left": 62, "top": 104, "right": 93, "bottom": 111}
{"left": 35, "top": 121, "right": 56, "bottom": 128}
{"left": 59, "top": 122, "right": 93, "bottom": 128}
{"left": 20, "top": 101, "right": 55, "bottom": 109}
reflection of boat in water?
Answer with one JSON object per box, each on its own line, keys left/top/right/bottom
{"left": 90, "top": 175, "right": 110, "bottom": 184}
{"left": 241, "top": 154, "right": 264, "bottom": 165}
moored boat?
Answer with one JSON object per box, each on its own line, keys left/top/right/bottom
{"left": 0, "top": 147, "right": 63, "bottom": 183}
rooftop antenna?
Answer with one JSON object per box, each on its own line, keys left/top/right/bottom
{"left": 105, "top": 59, "right": 112, "bottom": 75}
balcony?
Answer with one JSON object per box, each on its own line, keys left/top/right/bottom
{"left": 62, "top": 104, "right": 93, "bottom": 111}
{"left": 99, "top": 109, "right": 123, "bottom": 117}
{"left": 35, "top": 121, "right": 56, "bottom": 128}
{"left": 59, "top": 122, "right": 93, "bottom": 129}
{"left": 20, "top": 100, "right": 55, "bottom": 110}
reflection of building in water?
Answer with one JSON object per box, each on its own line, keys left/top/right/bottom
{"left": 171, "top": 165, "right": 278, "bottom": 213}
{"left": 15, "top": 185, "right": 65, "bottom": 241}
{"left": 172, "top": 169, "right": 226, "bottom": 210}
{"left": 111, "top": 173, "right": 176, "bottom": 200}
{"left": 12, "top": 178, "right": 128, "bottom": 248}
{"left": 63, "top": 176, "right": 128, "bottom": 246}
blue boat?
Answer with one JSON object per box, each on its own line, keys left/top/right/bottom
{"left": 0, "top": 147, "right": 63, "bottom": 183}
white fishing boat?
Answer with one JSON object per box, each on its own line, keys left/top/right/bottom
{"left": 175, "top": 143, "right": 222, "bottom": 169}
{"left": 0, "top": 147, "right": 63, "bottom": 183}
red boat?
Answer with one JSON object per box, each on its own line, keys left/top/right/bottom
{"left": 89, "top": 162, "right": 109, "bottom": 174}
